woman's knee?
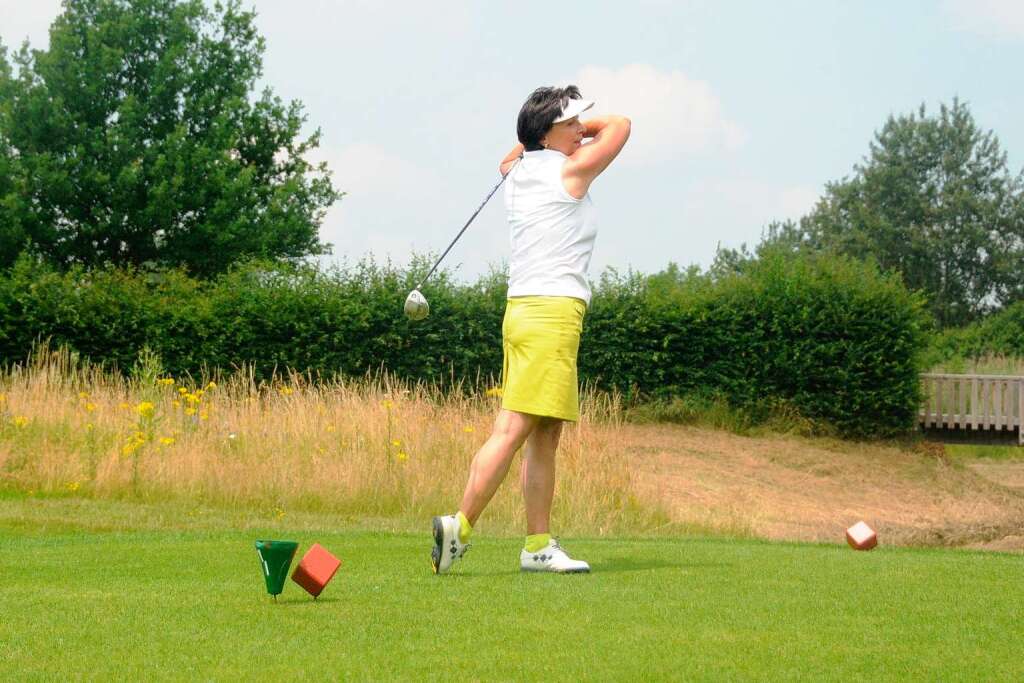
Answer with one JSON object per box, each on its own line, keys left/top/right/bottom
{"left": 491, "top": 410, "right": 536, "bottom": 449}
{"left": 529, "top": 418, "right": 563, "bottom": 453}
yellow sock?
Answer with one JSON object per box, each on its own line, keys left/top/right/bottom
{"left": 524, "top": 533, "right": 551, "bottom": 553}
{"left": 456, "top": 511, "right": 473, "bottom": 544}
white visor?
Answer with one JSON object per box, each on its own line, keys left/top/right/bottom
{"left": 553, "top": 98, "right": 594, "bottom": 123}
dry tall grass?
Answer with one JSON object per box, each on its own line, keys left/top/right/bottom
{"left": 8, "top": 348, "right": 1023, "bottom": 547}
{"left": 930, "top": 354, "right": 1024, "bottom": 376}
{"left": 0, "top": 348, "right": 673, "bottom": 537}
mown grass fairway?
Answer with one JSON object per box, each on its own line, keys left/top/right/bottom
{"left": 1, "top": 497, "right": 1021, "bottom": 680}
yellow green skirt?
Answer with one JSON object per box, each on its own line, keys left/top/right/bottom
{"left": 501, "top": 296, "right": 587, "bottom": 422}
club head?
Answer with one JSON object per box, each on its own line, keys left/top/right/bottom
{"left": 404, "top": 289, "right": 429, "bottom": 321}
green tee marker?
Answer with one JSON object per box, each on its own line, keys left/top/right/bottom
{"left": 255, "top": 540, "right": 299, "bottom": 600}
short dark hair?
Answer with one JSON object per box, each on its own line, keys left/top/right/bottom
{"left": 517, "top": 85, "right": 583, "bottom": 151}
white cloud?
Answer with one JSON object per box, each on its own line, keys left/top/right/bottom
{"left": 572, "top": 63, "right": 746, "bottom": 165}
{"left": 314, "top": 142, "right": 440, "bottom": 200}
{"left": 944, "top": 0, "right": 1024, "bottom": 39}
{"left": 672, "top": 178, "right": 819, "bottom": 256}
{"left": 252, "top": 0, "right": 473, "bottom": 54}
{"left": 307, "top": 142, "right": 502, "bottom": 270}
{"left": 0, "top": 1, "right": 62, "bottom": 49}
{"left": 777, "top": 185, "right": 819, "bottom": 220}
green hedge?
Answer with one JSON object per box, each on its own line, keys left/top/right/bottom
{"left": 580, "top": 255, "right": 931, "bottom": 435}
{"left": 0, "top": 252, "right": 931, "bottom": 436}
{"left": 929, "top": 301, "right": 1024, "bottom": 362}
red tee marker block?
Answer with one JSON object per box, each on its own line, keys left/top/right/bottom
{"left": 291, "top": 543, "right": 342, "bottom": 598}
{"left": 846, "top": 521, "right": 878, "bottom": 551}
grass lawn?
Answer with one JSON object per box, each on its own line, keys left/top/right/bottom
{"left": 946, "top": 443, "right": 1024, "bottom": 461}
{"left": 1, "top": 496, "right": 1022, "bottom": 681}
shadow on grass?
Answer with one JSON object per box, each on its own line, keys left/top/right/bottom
{"left": 592, "top": 556, "right": 730, "bottom": 573}
{"left": 258, "top": 596, "right": 342, "bottom": 606}
{"left": 444, "top": 557, "right": 729, "bottom": 577}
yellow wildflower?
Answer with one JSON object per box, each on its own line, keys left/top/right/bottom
{"left": 185, "top": 393, "right": 200, "bottom": 405}
{"left": 462, "top": 426, "right": 475, "bottom": 433}
{"left": 325, "top": 425, "right": 336, "bottom": 433}
{"left": 157, "top": 378, "right": 175, "bottom": 386}
{"left": 195, "top": 389, "right": 205, "bottom": 398}
{"left": 85, "top": 402, "right": 97, "bottom": 412}
{"left": 0, "top": 393, "right": 6, "bottom": 403}
{"left": 172, "top": 400, "right": 181, "bottom": 408}
{"left": 206, "top": 381, "right": 217, "bottom": 390}
{"left": 397, "top": 451, "right": 408, "bottom": 461}
{"left": 199, "top": 411, "right": 208, "bottom": 421}
{"left": 136, "top": 402, "right": 155, "bottom": 417}
{"left": 78, "top": 391, "right": 89, "bottom": 399}
{"left": 85, "top": 423, "right": 94, "bottom": 432}
{"left": 119, "top": 402, "right": 130, "bottom": 409}
{"left": 178, "top": 387, "right": 188, "bottom": 395}
{"left": 381, "top": 399, "right": 394, "bottom": 409}
{"left": 66, "top": 481, "right": 81, "bottom": 492}
{"left": 185, "top": 407, "right": 197, "bottom": 416}
{"left": 13, "top": 416, "right": 28, "bottom": 428}
{"left": 159, "top": 437, "right": 176, "bottom": 446}
{"left": 391, "top": 439, "right": 401, "bottom": 447}
{"left": 278, "top": 387, "right": 294, "bottom": 396}
{"left": 485, "top": 387, "right": 503, "bottom": 397}
{"left": 121, "top": 431, "right": 146, "bottom": 456}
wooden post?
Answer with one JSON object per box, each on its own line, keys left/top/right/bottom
{"left": 983, "top": 379, "right": 991, "bottom": 431}
{"left": 972, "top": 377, "right": 980, "bottom": 431}
{"left": 995, "top": 380, "right": 1004, "bottom": 431}
{"left": 925, "top": 376, "right": 933, "bottom": 430}
{"left": 1019, "top": 379, "right": 1024, "bottom": 446}
{"left": 937, "top": 378, "right": 946, "bottom": 428}
{"left": 929, "top": 378, "right": 937, "bottom": 428}
{"left": 954, "top": 378, "right": 962, "bottom": 428}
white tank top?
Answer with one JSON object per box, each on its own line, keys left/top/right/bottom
{"left": 504, "top": 149, "right": 598, "bottom": 305}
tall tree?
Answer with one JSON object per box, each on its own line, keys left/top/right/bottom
{"left": 762, "top": 100, "right": 1024, "bottom": 327}
{"left": 0, "top": 0, "right": 340, "bottom": 276}
{"left": 0, "top": 42, "right": 25, "bottom": 260}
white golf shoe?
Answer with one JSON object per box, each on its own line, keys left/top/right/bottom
{"left": 520, "top": 538, "right": 590, "bottom": 574}
{"left": 431, "top": 514, "right": 470, "bottom": 574}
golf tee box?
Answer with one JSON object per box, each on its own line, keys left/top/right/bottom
{"left": 255, "top": 540, "right": 299, "bottom": 597}
{"left": 291, "top": 543, "right": 342, "bottom": 598}
{"left": 846, "top": 521, "right": 878, "bottom": 551}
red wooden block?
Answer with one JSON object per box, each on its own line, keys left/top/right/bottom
{"left": 846, "top": 521, "right": 878, "bottom": 551}
{"left": 291, "top": 543, "right": 341, "bottom": 597}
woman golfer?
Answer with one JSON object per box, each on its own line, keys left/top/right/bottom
{"left": 432, "top": 85, "right": 630, "bottom": 574}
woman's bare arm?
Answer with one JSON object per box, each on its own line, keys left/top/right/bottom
{"left": 564, "top": 116, "right": 631, "bottom": 198}
{"left": 499, "top": 143, "right": 525, "bottom": 175}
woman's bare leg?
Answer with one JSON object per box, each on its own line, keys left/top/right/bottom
{"left": 459, "top": 409, "right": 537, "bottom": 526}
{"left": 521, "top": 417, "right": 563, "bottom": 535}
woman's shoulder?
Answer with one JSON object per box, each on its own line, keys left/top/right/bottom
{"left": 510, "top": 155, "right": 580, "bottom": 203}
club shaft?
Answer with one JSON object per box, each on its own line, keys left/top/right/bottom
{"left": 416, "top": 160, "right": 520, "bottom": 290}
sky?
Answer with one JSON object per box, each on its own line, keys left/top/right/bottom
{"left": 3, "top": 0, "right": 1023, "bottom": 281}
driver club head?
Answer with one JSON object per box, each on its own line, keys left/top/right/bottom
{"left": 404, "top": 289, "right": 429, "bottom": 321}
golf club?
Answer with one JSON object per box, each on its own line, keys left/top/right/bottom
{"left": 404, "top": 158, "right": 521, "bottom": 321}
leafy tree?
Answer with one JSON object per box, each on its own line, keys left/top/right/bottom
{"left": 709, "top": 221, "right": 802, "bottom": 281}
{"left": 758, "top": 100, "right": 1024, "bottom": 327}
{"left": 0, "top": 0, "right": 340, "bottom": 276}
{"left": 0, "top": 42, "right": 25, "bottom": 260}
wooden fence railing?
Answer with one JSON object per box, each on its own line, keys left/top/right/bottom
{"left": 919, "top": 373, "right": 1024, "bottom": 445}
